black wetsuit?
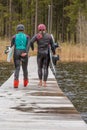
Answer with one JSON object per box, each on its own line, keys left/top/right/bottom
{"left": 11, "top": 32, "right": 30, "bottom": 80}
{"left": 30, "top": 32, "right": 55, "bottom": 81}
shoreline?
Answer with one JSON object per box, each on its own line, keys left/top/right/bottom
{"left": 1, "top": 41, "right": 87, "bottom": 62}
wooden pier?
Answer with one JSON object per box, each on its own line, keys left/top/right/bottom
{"left": 0, "top": 56, "right": 87, "bottom": 130}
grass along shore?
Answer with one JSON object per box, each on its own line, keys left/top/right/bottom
{"left": 0, "top": 39, "right": 87, "bottom": 62}
{"left": 0, "top": 39, "right": 10, "bottom": 62}
{"left": 58, "top": 43, "right": 87, "bottom": 62}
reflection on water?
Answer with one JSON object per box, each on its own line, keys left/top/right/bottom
{"left": 0, "top": 62, "right": 14, "bottom": 86}
{"left": 56, "top": 62, "right": 87, "bottom": 123}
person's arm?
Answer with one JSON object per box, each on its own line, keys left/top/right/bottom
{"left": 11, "top": 35, "right": 15, "bottom": 47}
{"left": 49, "top": 35, "right": 56, "bottom": 55}
{"left": 26, "top": 35, "right": 30, "bottom": 53}
{"left": 30, "top": 35, "right": 37, "bottom": 51}
{"left": 21, "top": 35, "right": 30, "bottom": 57}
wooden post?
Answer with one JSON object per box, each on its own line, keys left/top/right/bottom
{"left": 50, "top": 1, "right": 53, "bottom": 33}
{"left": 48, "top": 5, "right": 52, "bottom": 34}
{"left": 35, "top": 0, "right": 38, "bottom": 34}
{"left": 78, "top": 8, "right": 82, "bottom": 44}
{"left": 9, "top": 0, "right": 12, "bottom": 39}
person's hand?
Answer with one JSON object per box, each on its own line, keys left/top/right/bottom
{"left": 34, "top": 49, "right": 37, "bottom": 53}
{"left": 21, "top": 53, "right": 27, "bottom": 57}
{"left": 28, "top": 53, "right": 31, "bottom": 57}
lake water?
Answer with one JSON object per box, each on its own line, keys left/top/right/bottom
{"left": 0, "top": 61, "right": 87, "bottom": 123}
{"left": 56, "top": 61, "right": 87, "bottom": 123}
{"left": 0, "top": 62, "right": 14, "bottom": 86}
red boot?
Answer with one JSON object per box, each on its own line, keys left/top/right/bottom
{"left": 14, "top": 80, "right": 19, "bottom": 88}
{"left": 24, "top": 79, "right": 28, "bottom": 87}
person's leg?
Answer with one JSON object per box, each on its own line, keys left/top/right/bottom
{"left": 43, "top": 54, "right": 50, "bottom": 87}
{"left": 37, "top": 54, "right": 43, "bottom": 86}
{"left": 14, "top": 57, "right": 20, "bottom": 88}
{"left": 22, "top": 56, "right": 28, "bottom": 87}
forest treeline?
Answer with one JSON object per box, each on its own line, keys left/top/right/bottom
{"left": 0, "top": 0, "right": 87, "bottom": 44}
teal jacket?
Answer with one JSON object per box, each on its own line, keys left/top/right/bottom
{"left": 15, "top": 32, "right": 27, "bottom": 50}
{"left": 11, "top": 32, "right": 30, "bottom": 53}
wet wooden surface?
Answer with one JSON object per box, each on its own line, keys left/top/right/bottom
{"left": 0, "top": 56, "right": 87, "bottom": 130}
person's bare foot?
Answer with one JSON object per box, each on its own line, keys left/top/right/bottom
{"left": 43, "top": 81, "right": 47, "bottom": 87}
{"left": 38, "top": 80, "right": 42, "bottom": 86}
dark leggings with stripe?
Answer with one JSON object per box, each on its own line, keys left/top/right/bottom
{"left": 13, "top": 50, "right": 28, "bottom": 80}
{"left": 37, "top": 53, "right": 50, "bottom": 81}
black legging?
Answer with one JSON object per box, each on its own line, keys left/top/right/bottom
{"left": 37, "top": 53, "right": 50, "bottom": 81}
{"left": 13, "top": 50, "right": 28, "bottom": 80}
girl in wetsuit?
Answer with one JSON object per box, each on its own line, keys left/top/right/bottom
{"left": 30, "top": 24, "right": 55, "bottom": 87}
{"left": 11, "top": 24, "right": 30, "bottom": 88}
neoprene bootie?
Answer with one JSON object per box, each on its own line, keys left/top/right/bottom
{"left": 14, "top": 80, "right": 19, "bottom": 88}
{"left": 24, "top": 79, "right": 28, "bottom": 87}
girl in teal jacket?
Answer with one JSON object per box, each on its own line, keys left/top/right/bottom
{"left": 11, "top": 24, "right": 30, "bottom": 88}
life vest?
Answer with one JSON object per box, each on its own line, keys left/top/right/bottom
{"left": 15, "top": 32, "right": 27, "bottom": 50}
